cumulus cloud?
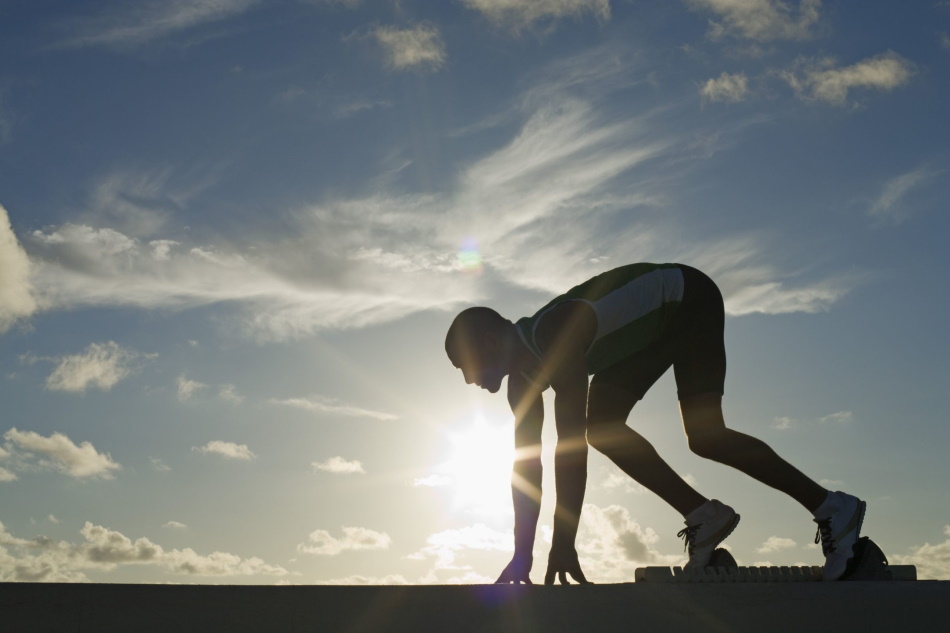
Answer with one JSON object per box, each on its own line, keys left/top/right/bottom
{"left": 3, "top": 428, "right": 121, "bottom": 479}
{"left": 461, "top": 0, "right": 611, "bottom": 31}
{"left": 44, "top": 341, "right": 147, "bottom": 394}
{"left": 0, "top": 205, "right": 37, "bottom": 333}
{"left": 372, "top": 24, "right": 446, "bottom": 72}
{"left": 893, "top": 526, "right": 950, "bottom": 580}
{"left": 700, "top": 72, "right": 749, "bottom": 103}
{"left": 780, "top": 52, "right": 913, "bottom": 107}
{"left": 298, "top": 527, "right": 391, "bottom": 555}
{"left": 574, "top": 504, "right": 681, "bottom": 581}
{"left": 176, "top": 375, "right": 207, "bottom": 402}
{"left": 193, "top": 440, "right": 256, "bottom": 460}
{"left": 313, "top": 456, "right": 366, "bottom": 474}
{"left": 868, "top": 165, "right": 942, "bottom": 225}
{"left": 757, "top": 536, "right": 797, "bottom": 553}
{"left": 687, "top": 0, "right": 822, "bottom": 41}
{"left": 59, "top": 0, "right": 260, "bottom": 48}
{"left": 270, "top": 396, "right": 398, "bottom": 421}
{"left": 0, "top": 521, "right": 288, "bottom": 582}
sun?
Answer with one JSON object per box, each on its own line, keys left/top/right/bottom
{"left": 440, "top": 416, "right": 515, "bottom": 515}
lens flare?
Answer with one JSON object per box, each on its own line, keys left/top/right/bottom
{"left": 458, "top": 237, "right": 483, "bottom": 274}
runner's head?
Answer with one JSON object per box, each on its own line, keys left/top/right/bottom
{"left": 445, "top": 307, "right": 510, "bottom": 393}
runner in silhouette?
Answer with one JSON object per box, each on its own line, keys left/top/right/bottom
{"left": 445, "top": 263, "right": 865, "bottom": 584}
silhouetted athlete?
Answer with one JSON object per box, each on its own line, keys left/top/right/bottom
{"left": 445, "top": 263, "right": 865, "bottom": 584}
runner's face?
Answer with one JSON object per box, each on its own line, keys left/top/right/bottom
{"left": 451, "top": 350, "right": 505, "bottom": 393}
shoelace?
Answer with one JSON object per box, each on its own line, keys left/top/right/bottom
{"left": 814, "top": 517, "right": 834, "bottom": 555}
{"left": 677, "top": 524, "right": 701, "bottom": 554}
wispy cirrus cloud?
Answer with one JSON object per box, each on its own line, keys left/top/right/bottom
{"left": 58, "top": 0, "right": 260, "bottom": 49}
{"left": 271, "top": 396, "right": 398, "bottom": 421}
{"left": 3, "top": 428, "right": 121, "bottom": 480}
{"left": 8, "top": 45, "right": 858, "bottom": 342}
{"left": 687, "top": 0, "right": 822, "bottom": 41}
{"left": 0, "top": 521, "right": 288, "bottom": 582}
{"left": 461, "top": 0, "right": 611, "bottom": 32}
{"left": 868, "top": 165, "right": 944, "bottom": 225}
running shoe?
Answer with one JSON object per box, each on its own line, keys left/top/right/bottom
{"left": 679, "top": 499, "right": 740, "bottom": 569}
{"left": 813, "top": 490, "right": 866, "bottom": 581}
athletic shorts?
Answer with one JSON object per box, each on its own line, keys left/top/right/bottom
{"left": 589, "top": 265, "right": 726, "bottom": 401}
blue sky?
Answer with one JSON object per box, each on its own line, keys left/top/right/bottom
{"left": 1, "top": 0, "right": 949, "bottom": 583}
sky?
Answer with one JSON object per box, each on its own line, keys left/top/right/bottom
{"left": 0, "top": 0, "right": 949, "bottom": 584}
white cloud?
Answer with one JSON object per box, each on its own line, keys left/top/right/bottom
{"left": 781, "top": 52, "right": 914, "bottom": 107}
{"left": 700, "top": 72, "right": 749, "bottom": 103}
{"left": 312, "top": 456, "right": 366, "bottom": 474}
{"left": 193, "top": 440, "right": 256, "bottom": 460}
{"left": 3, "top": 428, "right": 121, "bottom": 479}
{"left": 687, "top": 0, "right": 822, "bottom": 41}
{"left": 868, "top": 166, "right": 941, "bottom": 225}
{"left": 176, "top": 375, "right": 207, "bottom": 402}
{"left": 0, "top": 467, "right": 17, "bottom": 482}
{"left": 0, "top": 205, "right": 37, "bottom": 333}
{"left": 150, "top": 457, "right": 171, "bottom": 472}
{"left": 163, "top": 521, "right": 187, "bottom": 529}
{"left": 47, "top": 515, "right": 59, "bottom": 524}
{"left": 461, "top": 0, "right": 611, "bottom": 31}
{"left": 757, "top": 535, "right": 797, "bottom": 553}
{"left": 45, "top": 341, "right": 146, "bottom": 394}
{"left": 0, "top": 521, "right": 288, "bottom": 581}
{"left": 270, "top": 396, "right": 398, "bottom": 421}
{"left": 60, "top": 0, "right": 260, "bottom": 48}
{"left": 19, "top": 48, "right": 855, "bottom": 341}
{"left": 773, "top": 416, "right": 794, "bottom": 430}
{"left": 893, "top": 526, "right": 950, "bottom": 580}
{"left": 372, "top": 25, "right": 446, "bottom": 72}
{"left": 598, "top": 471, "right": 648, "bottom": 494}
{"left": 818, "top": 411, "right": 852, "bottom": 424}
{"left": 577, "top": 505, "right": 677, "bottom": 574}
{"left": 298, "top": 527, "right": 391, "bottom": 555}
{"left": 218, "top": 384, "right": 244, "bottom": 404}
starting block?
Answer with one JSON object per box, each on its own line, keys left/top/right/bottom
{"left": 635, "top": 538, "right": 916, "bottom": 583}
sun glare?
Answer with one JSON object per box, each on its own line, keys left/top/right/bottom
{"left": 439, "top": 416, "right": 514, "bottom": 515}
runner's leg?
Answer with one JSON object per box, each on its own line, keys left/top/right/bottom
{"left": 681, "top": 393, "right": 827, "bottom": 512}
{"left": 587, "top": 382, "right": 707, "bottom": 517}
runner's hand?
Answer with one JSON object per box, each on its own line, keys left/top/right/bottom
{"left": 495, "top": 552, "right": 533, "bottom": 584}
{"left": 544, "top": 541, "right": 590, "bottom": 585}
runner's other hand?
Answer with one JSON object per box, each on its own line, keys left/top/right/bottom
{"left": 544, "top": 541, "right": 590, "bottom": 585}
{"left": 495, "top": 552, "right": 533, "bottom": 584}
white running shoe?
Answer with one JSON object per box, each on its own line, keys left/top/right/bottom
{"left": 679, "top": 499, "right": 740, "bottom": 569}
{"left": 813, "top": 490, "right": 866, "bottom": 581}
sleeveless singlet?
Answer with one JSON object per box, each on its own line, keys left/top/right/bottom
{"left": 514, "top": 263, "right": 684, "bottom": 375}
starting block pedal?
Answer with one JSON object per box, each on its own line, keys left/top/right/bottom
{"left": 634, "top": 539, "right": 916, "bottom": 583}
